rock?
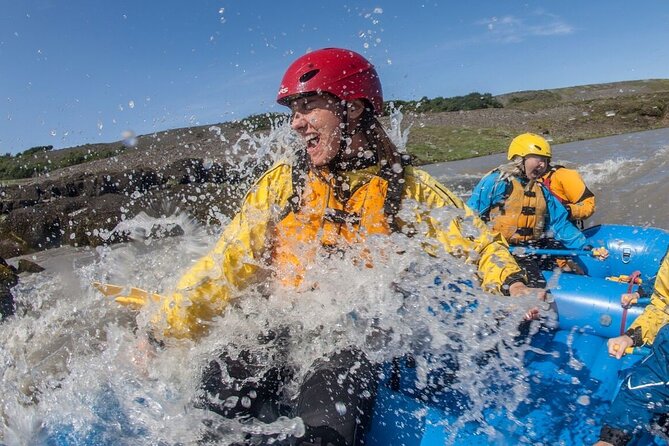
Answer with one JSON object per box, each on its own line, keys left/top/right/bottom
{"left": 0, "top": 233, "right": 29, "bottom": 258}
{"left": 0, "top": 194, "right": 134, "bottom": 251}
{"left": 0, "top": 150, "right": 258, "bottom": 254}
{"left": 161, "top": 158, "right": 208, "bottom": 184}
{"left": 0, "top": 257, "right": 18, "bottom": 319}
{"left": 17, "top": 259, "right": 45, "bottom": 274}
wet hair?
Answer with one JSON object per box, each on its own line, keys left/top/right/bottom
{"left": 357, "top": 107, "right": 411, "bottom": 223}
{"left": 497, "top": 156, "right": 538, "bottom": 192}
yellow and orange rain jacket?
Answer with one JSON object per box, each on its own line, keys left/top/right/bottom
{"left": 541, "top": 166, "right": 595, "bottom": 224}
{"left": 153, "top": 162, "right": 527, "bottom": 339}
{"left": 627, "top": 250, "right": 669, "bottom": 345}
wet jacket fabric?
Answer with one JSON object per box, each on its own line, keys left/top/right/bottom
{"left": 466, "top": 171, "right": 587, "bottom": 249}
{"left": 157, "top": 162, "right": 525, "bottom": 339}
{"left": 272, "top": 170, "right": 393, "bottom": 287}
{"left": 600, "top": 324, "right": 669, "bottom": 444}
{"left": 541, "top": 166, "right": 595, "bottom": 222}
{"left": 628, "top": 250, "right": 669, "bottom": 345}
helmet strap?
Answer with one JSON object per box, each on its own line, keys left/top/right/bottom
{"left": 339, "top": 100, "right": 351, "bottom": 154}
{"left": 330, "top": 100, "right": 358, "bottom": 171}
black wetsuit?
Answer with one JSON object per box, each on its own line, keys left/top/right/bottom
{"left": 198, "top": 347, "right": 378, "bottom": 446}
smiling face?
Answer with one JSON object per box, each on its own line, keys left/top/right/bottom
{"left": 523, "top": 154, "right": 550, "bottom": 180}
{"left": 288, "top": 94, "right": 344, "bottom": 167}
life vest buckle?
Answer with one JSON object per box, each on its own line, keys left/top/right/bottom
{"left": 324, "top": 208, "right": 360, "bottom": 226}
{"left": 516, "top": 227, "right": 534, "bottom": 237}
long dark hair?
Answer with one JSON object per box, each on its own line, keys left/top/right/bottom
{"left": 358, "top": 110, "right": 410, "bottom": 221}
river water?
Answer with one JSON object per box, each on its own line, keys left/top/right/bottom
{"left": 0, "top": 126, "right": 667, "bottom": 445}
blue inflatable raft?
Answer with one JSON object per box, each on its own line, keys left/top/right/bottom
{"left": 366, "top": 224, "right": 669, "bottom": 445}
{"left": 41, "top": 224, "right": 669, "bottom": 445}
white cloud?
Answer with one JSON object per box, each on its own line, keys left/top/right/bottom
{"left": 478, "top": 12, "right": 574, "bottom": 43}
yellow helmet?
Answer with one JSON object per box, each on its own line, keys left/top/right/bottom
{"left": 507, "top": 133, "right": 552, "bottom": 160}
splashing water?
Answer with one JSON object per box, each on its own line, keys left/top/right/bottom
{"left": 0, "top": 117, "right": 543, "bottom": 445}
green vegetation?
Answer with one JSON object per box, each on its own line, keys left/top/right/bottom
{"left": 0, "top": 146, "right": 126, "bottom": 180}
{"left": 406, "top": 127, "right": 513, "bottom": 164}
{"left": 402, "top": 81, "right": 669, "bottom": 164}
{"left": 240, "top": 112, "right": 288, "bottom": 131}
{"left": 387, "top": 92, "right": 502, "bottom": 114}
{"left": 505, "top": 90, "right": 562, "bottom": 111}
{"left": 19, "top": 145, "right": 54, "bottom": 156}
{"left": 587, "top": 93, "right": 669, "bottom": 119}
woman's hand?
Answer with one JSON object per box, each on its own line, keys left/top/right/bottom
{"left": 591, "top": 247, "right": 609, "bottom": 261}
{"left": 508, "top": 282, "right": 546, "bottom": 320}
{"left": 607, "top": 335, "right": 634, "bottom": 359}
{"left": 130, "top": 334, "right": 159, "bottom": 377}
{"left": 509, "top": 282, "right": 547, "bottom": 301}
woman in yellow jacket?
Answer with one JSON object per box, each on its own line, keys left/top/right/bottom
{"left": 156, "top": 53, "right": 537, "bottom": 342}
{"left": 103, "top": 48, "right": 541, "bottom": 445}
{"left": 593, "top": 250, "right": 669, "bottom": 446}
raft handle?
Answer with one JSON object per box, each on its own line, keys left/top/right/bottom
{"left": 622, "top": 247, "right": 632, "bottom": 264}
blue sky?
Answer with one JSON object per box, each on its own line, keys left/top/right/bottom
{"left": 2, "top": 1, "right": 669, "bottom": 155}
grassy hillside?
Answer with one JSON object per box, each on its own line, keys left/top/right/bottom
{"left": 405, "top": 79, "right": 669, "bottom": 164}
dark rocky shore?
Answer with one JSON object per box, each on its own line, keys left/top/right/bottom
{"left": 0, "top": 121, "right": 272, "bottom": 259}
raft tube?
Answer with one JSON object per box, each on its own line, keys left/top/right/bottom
{"left": 366, "top": 224, "right": 669, "bottom": 445}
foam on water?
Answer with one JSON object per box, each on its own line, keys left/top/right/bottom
{"left": 0, "top": 116, "right": 549, "bottom": 445}
{"left": 579, "top": 156, "right": 644, "bottom": 187}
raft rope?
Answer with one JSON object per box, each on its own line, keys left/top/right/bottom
{"left": 619, "top": 270, "right": 642, "bottom": 336}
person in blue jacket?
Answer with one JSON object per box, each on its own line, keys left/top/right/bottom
{"left": 467, "top": 133, "right": 607, "bottom": 286}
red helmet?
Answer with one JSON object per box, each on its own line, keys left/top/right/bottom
{"left": 276, "top": 48, "right": 383, "bottom": 114}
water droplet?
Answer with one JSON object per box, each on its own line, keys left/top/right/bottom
{"left": 335, "top": 402, "right": 347, "bottom": 415}
{"left": 128, "top": 100, "right": 135, "bottom": 109}
{"left": 122, "top": 130, "right": 137, "bottom": 147}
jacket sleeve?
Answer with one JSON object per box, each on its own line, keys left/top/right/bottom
{"left": 153, "top": 163, "right": 293, "bottom": 339}
{"left": 629, "top": 251, "right": 669, "bottom": 345}
{"left": 543, "top": 188, "right": 587, "bottom": 249}
{"left": 567, "top": 195, "right": 595, "bottom": 221}
{"left": 555, "top": 169, "right": 596, "bottom": 220}
{"left": 466, "top": 172, "right": 505, "bottom": 219}
{"left": 405, "top": 168, "right": 526, "bottom": 294}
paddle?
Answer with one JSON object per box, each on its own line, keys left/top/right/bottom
{"left": 92, "top": 282, "right": 163, "bottom": 309}
{"left": 612, "top": 343, "right": 650, "bottom": 357}
{"left": 509, "top": 247, "right": 608, "bottom": 258}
